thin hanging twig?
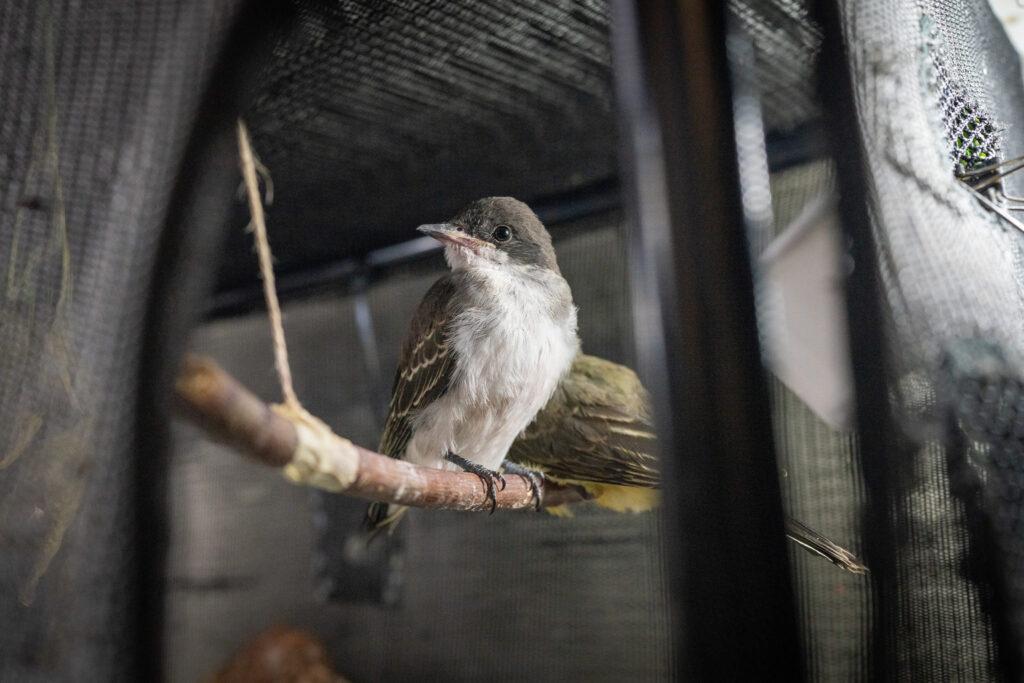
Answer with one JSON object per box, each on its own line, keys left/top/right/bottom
{"left": 237, "top": 119, "right": 299, "bottom": 410}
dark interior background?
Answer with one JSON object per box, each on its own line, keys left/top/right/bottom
{"left": 215, "top": 0, "right": 619, "bottom": 293}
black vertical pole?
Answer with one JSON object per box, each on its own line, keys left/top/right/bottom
{"left": 611, "top": 1, "right": 803, "bottom": 679}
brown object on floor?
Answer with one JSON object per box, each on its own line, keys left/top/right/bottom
{"left": 208, "top": 625, "right": 349, "bottom": 683}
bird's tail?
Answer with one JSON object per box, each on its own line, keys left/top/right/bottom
{"left": 364, "top": 502, "right": 409, "bottom": 538}
{"left": 785, "top": 517, "right": 868, "bottom": 574}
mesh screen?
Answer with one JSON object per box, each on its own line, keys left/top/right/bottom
{"left": 762, "top": 161, "right": 868, "bottom": 681}
{"left": 6, "top": 0, "right": 1024, "bottom": 679}
{"left": 729, "top": 0, "right": 822, "bottom": 134}
{"left": 217, "top": 0, "right": 618, "bottom": 291}
{"left": 0, "top": 2, "right": 246, "bottom": 680}
{"left": 841, "top": 2, "right": 1024, "bottom": 676}
{"left": 747, "top": 0, "right": 1024, "bottom": 678}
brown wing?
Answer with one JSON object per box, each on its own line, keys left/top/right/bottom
{"left": 378, "top": 275, "right": 460, "bottom": 458}
{"left": 508, "top": 354, "right": 660, "bottom": 487}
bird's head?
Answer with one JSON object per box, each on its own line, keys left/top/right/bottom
{"left": 418, "top": 197, "right": 559, "bottom": 274}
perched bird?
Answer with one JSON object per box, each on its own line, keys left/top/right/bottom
{"left": 509, "top": 354, "right": 868, "bottom": 574}
{"left": 366, "top": 197, "right": 579, "bottom": 532}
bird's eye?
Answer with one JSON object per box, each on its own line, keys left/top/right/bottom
{"left": 493, "top": 225, "right": 512, "bottom": 242}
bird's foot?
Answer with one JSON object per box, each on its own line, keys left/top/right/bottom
{"left": 444, "top": 451, "right": 505, "bottom": 513}
{"left": 501, "top": 461, "right": 544, "bottom": 511}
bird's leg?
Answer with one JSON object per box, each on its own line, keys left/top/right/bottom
{"left": 500, "top": 461, "right": 544, "bottom": 511}
{"left": 443, "top": 451, "right": 506, "bottom": 513}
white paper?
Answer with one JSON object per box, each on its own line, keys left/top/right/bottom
{"left": 758, "top": 194, "right": 855, "bottom": 431}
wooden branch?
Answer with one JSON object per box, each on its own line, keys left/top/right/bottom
{"left": 174, "top": 354, "right": 588, "bottom": 512}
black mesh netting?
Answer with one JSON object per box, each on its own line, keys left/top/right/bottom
{"left": 0, "top": 2, "right": 253, "bottom": 681}
{"left": 7, "top": 0, "right": 1024, "bottom": 680}
{"left": 729, "top": 0, "right": 823, "bottom": 135}
{"left": 217, "top": 0, "right": 618, "bottom": 291}
{"left": 839, "top": 0, "right": 1024, "bottom": 676}
{"left": 755, "top": 0, "right": 1024, "bottom": 679}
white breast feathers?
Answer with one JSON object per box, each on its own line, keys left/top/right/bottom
{"left": 405, "top": 264, "right": 579, "bottom": 472}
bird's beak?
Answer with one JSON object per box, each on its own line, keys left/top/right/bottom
{"left": 417, "top": 223, "right": 492, "bottom": 252}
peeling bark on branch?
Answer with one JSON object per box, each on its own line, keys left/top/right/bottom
{"left": 174, "top": 354, "right": 587, "bottom": 512}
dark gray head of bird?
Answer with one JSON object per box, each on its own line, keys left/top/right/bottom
{"left": 417, "top": 197, "right": 559, "bottom": 273}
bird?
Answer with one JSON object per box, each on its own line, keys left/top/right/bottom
{"left": 508, "top": 353, "right": 868, "bottom": 574}
{"left": 366, "top": 197, "right": 579, "bottom": 532}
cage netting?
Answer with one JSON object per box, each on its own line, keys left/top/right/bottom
{"left": 5, "top": 0, "right": 1024, "bottom": 681}
{"left": 746, "top": 0, "right": 1024, "bottom": 678}
{"left": 0, "top": 2, "right": 251, "bottom": 681}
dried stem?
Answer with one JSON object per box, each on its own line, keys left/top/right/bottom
{"left": 237, "top": 119, "right": 298, "bottom": 410}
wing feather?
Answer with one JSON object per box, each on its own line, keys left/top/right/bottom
{"left": 509, "top": 354, "right": 661, "bottom": 487}
{"left": 378, "top": 276, "right": 459, "bottom": 458}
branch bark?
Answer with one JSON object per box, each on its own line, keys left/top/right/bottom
{"left": 174, "top": 354, "right": 587, "bottom": 512}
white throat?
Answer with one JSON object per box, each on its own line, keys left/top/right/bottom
{"left": 443, "top": 242, "right": 509, "bottom": 271}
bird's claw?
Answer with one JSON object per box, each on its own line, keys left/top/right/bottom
{"left": 501, "top": 462, "right": 545, "bottom": 511}
{"left": 480, "top": 471, "right": 502, "bottom": 514}
{"left": 444, "top": 451, "right": 505, "bottom": 513}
